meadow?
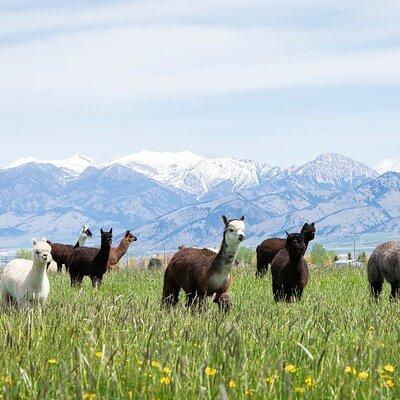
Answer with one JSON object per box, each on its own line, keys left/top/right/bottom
{"left": 0, "top": 264, "right": 399, "bottom": 400}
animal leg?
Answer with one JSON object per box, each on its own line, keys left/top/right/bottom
{"left": 390, "top": 283, "right": 400, "bottom": 301}
{"left": 367, "top": 255, "right": 383, "bottom": 300}
{"left": 161, "top": 279, "right": 180, "bottom": 308}
{"left": 70, "top": 273, "right": 83, "bottom": 287}
{"left": 57, "top": 262, "right": 63, "bottom": 273}
{"left": 91, "top": 276, "right": 103, "bottom": 289}
{"left": 272, "top": 283, "right": 283, "bottom": 302}
{"left": 256, "top": 253, "right": 268, "bottom": 277}
{"left": 214, "top": 292, "right": 231, "bottom": 312}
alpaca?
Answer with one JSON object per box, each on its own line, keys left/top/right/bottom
{"left": 107, "top": 230, "right": 137, "bottom": 270}
{"left": 1, "top": 238, "right": 52, "bottom": 308}
{"left": 162, "top": 215, "right": 245, "bottom": 311}
{"left": 256, "top": 222, "right": 315, "bottom": 277}
{"left": 271, "top": 232, "right": 308, "bottom": 302}
{"left": 67, "top": 228, "right": 113, "bottom": 288}
{"left": 49, "top": 225, "right": 93, "bottom": 272}
{"left": 367, "top": 241, "right": 400, "bottom": 300}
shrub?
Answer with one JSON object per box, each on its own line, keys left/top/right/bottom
{"left": 310, "top": 244, "right": 335, "bottom": 266}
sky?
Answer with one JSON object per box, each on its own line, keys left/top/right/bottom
{"left": 0, "top": 0, "right": 399, "bottom": 171}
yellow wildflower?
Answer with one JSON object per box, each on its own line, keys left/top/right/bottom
{"left": 48, "top": 359, "right": 58, "bottom": 365}
{"left": 205, "top": 367, "right": 217, "bottom": 377}
{"left": 228, "top": 380, "right": 237, "bottom": 388}
{"left": 265, "top": 375, "right": 277, "bottom": 384}
{"left": 0, "top": 376, "right": 12, "bottom": 384}
{"left": 358, "top": 371, "right": 369, "bottom": 381}
{"left": 244, "top": 389, "right": 255, "bottom": 396}
{"left": 295, "top": 387, "right": 305, "bottom": 394}
{"left": 384, "top": 364, "right": 395, "bottom": 373}
{"left": 345, "top": 366, "right": 357, "bottom": 375}
{"left": 305, "top": 377, "right": 315, "bottom": 388}
{"left": 151, "top": 360, "right": 160, "bottom": 368}
{"left": 95, "top": 352, "right": 103, "bottom": 358}
{"left": 385, "top": 379, "right": 395, "bottom": 388}
{"left": 368, "top": 326, "right": 375, "bottom": 332}
{"left": 163, "top": 367, "right": 172, "bottom": 375}
{"left": 284, "top": 364, "right": 297, "bottom": 373}
{"left": 83, "top": 394, "right": 96, "bottom": 400}
{"left": 160, "top": 376, "right": 171, "bottom": 385}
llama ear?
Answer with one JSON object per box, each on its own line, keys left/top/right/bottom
{"left": 126, "top": 230, "right": 130, "bottom": 236}
{"left": 41, "top": 237, "right": 47, "bottom": 243}
{"left": 240, "top": 215, "right": 245, "bottom": 221}
{"left": 285, "top": 231, "right": 290, "bottom": 237}
{"left": 110, "top": 228, "right": 113, "bottom": 234}
{"left": 100, "top": 228, "right": 104, "bottom": 234}
{"left": 32, "top": 238, "right": 37, "bottom": 245}
{"left": 311, "top": 222, "right": 315, "bottom": 226}
{"left": 221, "top": 215, "right": 229, "bottom": 227}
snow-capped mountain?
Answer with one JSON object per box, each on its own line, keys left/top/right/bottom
{"left": 0, "top": 151, "right": 397, "bottom": 250}
{"left": 2, "top": 154, "right": 96, "bottom": 174}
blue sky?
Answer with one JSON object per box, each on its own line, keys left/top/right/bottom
{"left": 0, "top": 0, "right": 399, "bottom": 170}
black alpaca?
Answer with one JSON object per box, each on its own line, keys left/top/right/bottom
{"left": 271, "top": 232, "right": 308, "bottom": 302}
{"left": 256, "top": 222, "right": 315, "bottom": 277}
{"left": 67, "top": 228, "right": 113, "bottom": 288}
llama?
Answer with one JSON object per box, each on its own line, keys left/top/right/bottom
{"left": 49, "top": 225, "right": 93, "bottom": 272}
{"left": 162, "top": 215, "right": 245, "bottom": 311}
{"left": 1, "top": 238, "right": 52, "bottom": 308}
{"left": 271, "top": 232, "right": 308, "bottom": 302}
{"left": 107, "top": 230, "right": 137, "bottom": 270}
{"left": 67, "top": 228, "right": 113, "bottom": 288}
{"left": 256, "top": 222, "right": 315, "bottom": 277}
{"left": 367, "top": 241, "right": 400, "bottom": 300}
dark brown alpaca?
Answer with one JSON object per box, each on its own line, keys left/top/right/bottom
{"left": 48, "top": 225, "right": 92, "bottom": 272}
{"left": 162, "top": 216, "right": 245, "bottom": 311}
{"left": 271, "top": 232, "right": 308, "bottom": 302}
{"left": 67, "top": 228, "right": 113, "bottom": 288}
{"left": 107, "top": 230, "right": 137, "bottom": 270}
{"left": 256, "top": 222, "right": 315, "bottom": 277}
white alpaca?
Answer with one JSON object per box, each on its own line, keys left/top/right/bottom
{"left": 1, "top": 238, "right": 52, "bottom": 308}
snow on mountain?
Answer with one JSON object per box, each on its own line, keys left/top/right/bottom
{"left": 288, "top": 153, "right": 378, "bottom": 191}
{"left": 3, "top": 154, "right": 96, "bottom": 174}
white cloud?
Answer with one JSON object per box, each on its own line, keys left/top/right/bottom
{"left": 375, "top": 158, "right": 400, "bottom": 174}
{"left": 0, "top": 0, "right": 400, "bottom": 110}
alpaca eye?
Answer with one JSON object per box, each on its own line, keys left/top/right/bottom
{"left": 229, "top": 228, "right": 235, "bottom": 232}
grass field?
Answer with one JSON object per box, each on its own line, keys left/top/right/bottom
{"left": 0, "top": 265, "right": 399, "bottom": 399}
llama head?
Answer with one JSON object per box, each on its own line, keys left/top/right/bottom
{"left": 81, "top": 225, "right": 93, "bottom": 238}
{"left": 222, "top": 215, "right": 245, "bottom": 246}
{"left": 124, "top": 230, "right": 137, "bottom": 244}
{"left": 100, "top": 228, "right": 113, "bottom": 246}
{"left": 32, "top": 237, "right": 52, "bottom": 266}
{"left": 300, "top": 222, "right": 316, "bottom": 241}
{"left": 285, "top": 232, "right": 306, "bottom": 257}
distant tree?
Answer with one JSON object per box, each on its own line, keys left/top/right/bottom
{"left": 357, "top": 251, "right": 368, "bottom": 264}
{"left": 15, "top": 249, "right": 32, "bottom": 260}
{"left": 333, "top": 254, "right": 339, "bottom": 262}
{"left": 347, "top": 252, "right": 353, "bottom": 260}
{"left": 311, "top": 244, "right": 335, "bottom": 266}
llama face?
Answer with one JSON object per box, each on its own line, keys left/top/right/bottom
{"left": 82, "top": 225, "right": 93, "bottom": 238}
{"left": 301, "top": 222, "right": 315, "bottom": 241}
{"left": 100, "top": 228, "right": 113, "bottom": 245}
{"left": 222, "top": 216, "right": 246, "bottom": 246}
{"left": 125, "top": 230, "right": 137, "bottom": 243}
{"left": 285, "top": 233, "right": 306, "bottom": 257}
{"left": 32, "top": 238, "right": 52, "bottom": 265}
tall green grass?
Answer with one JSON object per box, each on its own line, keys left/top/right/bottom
{"left": 0, "top": 265, "right": 399, "bottom": 399}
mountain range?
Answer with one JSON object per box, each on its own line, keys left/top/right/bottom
{"left": 1, "top": 151, "right": 399, "bottom": 252}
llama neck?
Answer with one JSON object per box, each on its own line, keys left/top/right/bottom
{"left": 76, "top": 233, "right": 87, "bottom": 247}
{"left": 96, "top": 240, "right": 111, "bottom": 263}
{"left": 27, "top": 259, "right": 48, "bottom": 285}
{"left": 304, "top": 236, "right": 312, "bottom": 251}
{"left": 114, "top": 239, "right": 130, "bottom": 260}
{"left": 213, "top": 235, "right": 239, "bottom": 272}
{"left": 288, "top": 252, "right": 303, "bottom": 271}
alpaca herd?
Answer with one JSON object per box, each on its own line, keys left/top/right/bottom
{"left": 1, "top": 216, "right": 399, "bottom": 311}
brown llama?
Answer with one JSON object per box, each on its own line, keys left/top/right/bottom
{"left": 67, "top": 228, "right": 113, "bottom": 288}
{"left": 107, "top": 230, "right": 137, "bottom": 270}
{"left": 162, "top": 215, "right": 245, "bottom": 311}
{"left": 367, "top": 241, "right": 400, "bottom": 300}
{"left": 271, "top": 232, "right": 308, "bottom": 302}
{"left": 256, "top": 222, "right": 315, "bottom": 277}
